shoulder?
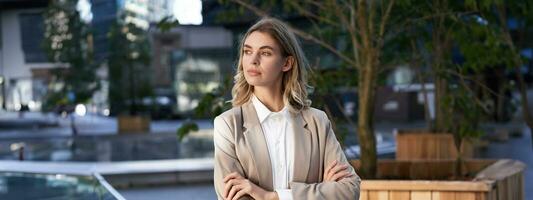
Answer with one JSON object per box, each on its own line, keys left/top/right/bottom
{"left": 301, "top": 106, "right": 330, "bottom": 125}
{"left": 215, "top": 107, "right": 239, "bottom": 121}
{"left": 213, "top": 107, "right": 241, "bottom": 131}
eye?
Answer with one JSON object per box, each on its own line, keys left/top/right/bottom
{"left": 261, "top": 51, "right": 272, "bottom": 56}
{"left": 243, "top": 50, "right": 252, "bottom": 55}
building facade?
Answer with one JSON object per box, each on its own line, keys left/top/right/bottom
{"left": 0, "top": 0, "right": 52, "bottom": 111}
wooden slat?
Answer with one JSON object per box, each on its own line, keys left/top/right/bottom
{"left": 487, "top": 190, "right": 497, "bottom": 200}
{"left": 361, "top": 159, "right": 495, "bottom": 180}
{"left": 368, "top": 191, "right": 389, "bottom": 200}
{"left": 378, "top": 191, "right": 389, "bottom": 200}
{"left": 456, "top": 192, "right": 476, "bottom": 200}
{"left": 396, "top": 132, "right": 475, "bottom": 161}
{"left": 432, "top": 191, "right": 455, "bottom": 200}
{"left": 497, "top": 178, "right": 506, "bottom": 200}
{"left": 476, "top": 192, "right": 487, "bottom": 200}
{"left": 475, "top": 159, "right": 526, "bottom": 180}
{"left": 411, "top": 191, "right": 431, "bottom": 200}
{"left": 390, "top": 191, "right": 410, "bottom": 200}
{"left": 362, "top": 180, "right": 493, "bottom": 191}
{"left": 518, "top": 172, "right": 525, "bottom": 200}
{"left": 360, "top": 190, "right": 368, "bottom": 200}
{"left": 354, "top": 159, "right": 525, "bottom": 200}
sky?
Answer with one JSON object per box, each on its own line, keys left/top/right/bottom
{"left": 173, "top": 0, "right": 203, "bottom": 25}
{"left": 76, "top": 0, "right": 203, "bottom": 25}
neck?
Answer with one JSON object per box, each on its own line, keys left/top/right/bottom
{"left": 254, "top": 85, "right": 284, "bottom": 112}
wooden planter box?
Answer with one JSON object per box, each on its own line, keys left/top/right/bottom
{"left": 396, "top": 130, "right": 474, "bottom": 160}
{"left": 352, "top": 159, "right": 525, "bottom": 200}
{"left": 118, "top": 115, "right": 151, "bottom": 134}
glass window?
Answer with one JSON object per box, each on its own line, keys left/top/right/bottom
{"left": 19, "top": 12, "right": 48, "bottom": 63}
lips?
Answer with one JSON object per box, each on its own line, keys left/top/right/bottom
{"left": 247, "top": 69, "right": 261, "bottom": 76}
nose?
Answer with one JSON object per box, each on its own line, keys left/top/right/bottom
{"left": 250, "top": 52, "right": 259, "bottom": 66}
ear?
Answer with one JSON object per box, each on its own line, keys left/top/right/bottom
{"left": 282, "top": 56, "right": 294, "bottom": 72}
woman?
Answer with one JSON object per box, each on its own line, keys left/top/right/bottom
{"left": 214, "top": 17, "right": 361, "bottom": 200}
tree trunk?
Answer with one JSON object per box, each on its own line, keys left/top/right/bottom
{"left": 432, "top": 13, "right": 451, "bottom": 133}
{"left": 434, "top": 70, "right": 449, "bottom": 132}
{"left": 357, "top": 58, "right": 378, "bottom": 179}
{"left": 128, "top": 63, "right": 137, "bottom": 116}
{"left": 430, "top": 0, "right": 455, "bottom": 133}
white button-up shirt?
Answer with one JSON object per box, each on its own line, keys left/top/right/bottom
{"left": 251, "top": 95, "right": 294, "bottom": 200}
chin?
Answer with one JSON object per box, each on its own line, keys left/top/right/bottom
{"left": 245, "top": 81, "right": 260, "bottom": 87}
{"left": 245, "top": 80, "right": 267, "bottom": 88}
{"left": 245, "top": 77, "right": 260, "bottom": 85}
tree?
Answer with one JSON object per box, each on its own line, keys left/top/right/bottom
{"left": 409, "top": 0, "right": 516, "bottom": 129}
{"left": 217, "top": 0, "right": 416, "bottom": 178}
{"left": 42, "top": 0, "right": 100, "bottom": 135}
{"left": 107, "top": 16, "right": 153, "bottom": 116}
{"left": 466, "top": 0, "right": 533, "bottom": 148}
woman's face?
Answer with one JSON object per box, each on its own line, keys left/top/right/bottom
{"left": 242, "top": 31, "right": 292, "bottom": 89}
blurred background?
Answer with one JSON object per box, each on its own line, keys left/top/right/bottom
{"left": 0, "top": 0, "right": 531, "bottom": 199}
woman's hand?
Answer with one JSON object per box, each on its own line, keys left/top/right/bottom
{"left": 223, "top": 172, "right": 279, "bottom": 200}
{"left": 323, "top": 160, "right": 353, "bottom": 182}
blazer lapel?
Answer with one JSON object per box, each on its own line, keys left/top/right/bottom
{"left": 241, "top": 102, "right": 273, "bottom": 191}
{"left": 292, "top": 110, "right": 312, "bottom": 182}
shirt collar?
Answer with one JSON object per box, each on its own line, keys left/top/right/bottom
{"left": 251, "top": 95, "right": 290, "bottom": 123}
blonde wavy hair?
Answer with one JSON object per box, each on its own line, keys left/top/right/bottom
{"left": 231, "top": 17, "right": 312, "bottom": 112}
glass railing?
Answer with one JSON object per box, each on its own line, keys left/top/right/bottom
{"left": 0, "top": 133, "right": 214, "bottom": 162}
{"left": 0, "top": 172, "right": 124, "bottom": 200}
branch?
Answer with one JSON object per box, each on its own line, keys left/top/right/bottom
{"left": 231, "top": 0, "right": 270, "bottom": 17}
{"left": 444, "top": 69, "right": 504, "bottom": 100}
{"left": 378, "top": 0, "right": 395, "bottom": 41}
{"left": 394, "top": 11, "right": 477, "bottom": 32}
{"left": 329, "top": 0, "right": 362, "bottom": 67}
{"left": 454, "top": 70, "right": 491, "bottom": 114}
{"left": 368, "top": 0, "right": 376, "bottom": 38}
{"left": 230, "top": 0, "right": 358, "bottom": 68}
{"left": 286, "top": 0, "right": 342, "bottom": 28}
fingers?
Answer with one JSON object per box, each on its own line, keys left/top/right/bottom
{"left": 223, "top": 178, "right": 235, "bottom": 198}
{"left": 223, "top": 172, "right": 243, "bottom": 197}
{"left": 223, "top": 173, "right": 249, "bottom": 200}
{"left": 324, "top": 161, "right": 353, "bottom": 182}
{"left": 226, "top": 180, "right": 241, "bottom": 200}
{"left": 324, "top": 160, "right": 338, "bottom": 177}
{"left": 327, "top": 163, "right": 348, "bottom": 179}
{"left": 224, "top": 172, "right": 242, "bottom": 183}
{"left": 331, "top": 170, "right": 353, "bottom": 181}
{"left": 232, "top": 189, "right": 247, "bottom": 200}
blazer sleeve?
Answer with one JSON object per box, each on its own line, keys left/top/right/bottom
{"left": 213, "top": 116, "right": 252, "bottom": 200}
{"left": 289, "top": 115, "right": 361, "bottom": 200}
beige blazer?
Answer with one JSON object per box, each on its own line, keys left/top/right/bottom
{"left": 213, "top": 101, "right": 361, "bottom": 200}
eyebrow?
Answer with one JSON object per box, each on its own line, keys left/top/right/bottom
{"left": 243, "top": 44, "right": 275, "bottom": 51}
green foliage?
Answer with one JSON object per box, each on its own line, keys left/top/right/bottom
{"left": 442, "top": 82, "right": 486, "bottom": 140}
{"left": 42, "top": 0, "right": 100, "bottom": 111}
{"left": 177, "top": 121, "right": 199, "bottom": 141}
{"left": 107, "top": 15, "right": 153, "bottom": 115}
{"left": 309, "top": 68, "right": 357, "bottom": 95}
{"left": 156, "top": 16, "right": 180, "bottom": 33}
{"left": 176, "top": 75, "right": 233, "bottom": 140}
{"left": 194, "top": 76, "right": 233, "bottom": 118}
{"left": 194, "top": 0, "right": 533, "bottom": 174}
